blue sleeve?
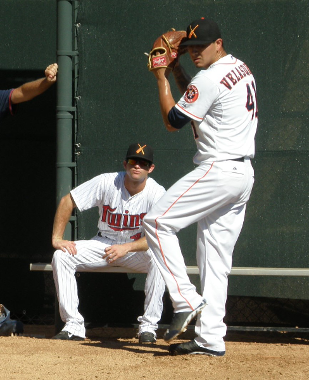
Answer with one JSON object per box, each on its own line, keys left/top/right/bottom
{"left": 167, "top": 106, "right": 192, "bottom": 129}
{"left": 0, "top": 89, "right": 14, "bottom": 122}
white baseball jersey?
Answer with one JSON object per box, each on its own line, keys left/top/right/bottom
{"left": 71, "top": 172, "right": 166, "bottom": 243}
{"left": 175, "top": 54, "right": 258, "bottom": 164}
{"left": 143, "top": 53, "right": 257, "bottom": 352}
{"left": 53, "top": 171, "right": 166, "bottom": 338}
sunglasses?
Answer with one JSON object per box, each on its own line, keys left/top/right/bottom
{"left": 127, "top": 158, "right": 151, "bottom": 168}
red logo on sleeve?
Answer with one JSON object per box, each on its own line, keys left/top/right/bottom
{"left": 184, "top": 85, "right": 199, "bottom": 103}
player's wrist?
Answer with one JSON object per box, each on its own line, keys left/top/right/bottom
{"left": 122, "top": 243, "right": 131, "bottom": 255}
{"left": 52, "top": 236, "right": 63, "bottom": 242}
{"left": 153, "top": 68, "right": 170, "bottom": 81}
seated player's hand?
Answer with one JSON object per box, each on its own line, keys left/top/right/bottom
{"left": 103, "top": 244, "right": 129, "bottom": 263}
{"left": 52, "top": 238, "right": 77, "bottom": 255}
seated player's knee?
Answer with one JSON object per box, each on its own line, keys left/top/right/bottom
{"left": 52, "top": 249, "right": 65, "bottom": 267}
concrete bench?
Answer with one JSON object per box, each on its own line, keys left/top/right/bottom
{"left": 30, "top": 263, "right": 309, "bottom": 276}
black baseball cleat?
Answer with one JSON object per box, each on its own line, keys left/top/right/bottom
{"left": 164, "top": 299, "right": 207, "bottom": 343}
{"left": 169, "top": 340, "right": 225, "bottom": 356}
{"left": 52, "top": 331, "right": 85, "bottom": 341}
{"left": 138, "top": 331, "right": 156, "bottom": 344}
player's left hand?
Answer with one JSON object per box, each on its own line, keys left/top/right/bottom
{"left": 45, "top": 63, "right": 58, "bottom": 82}
{"left": 147, "top": 29, "right": 186, "bottom": 71}
{"left": 103, "top": 244, "right": 129, "bottom": 263}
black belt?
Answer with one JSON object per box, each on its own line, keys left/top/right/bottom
{"left": 98, "top": 232, "right": 114, "bottom": 240}
{"left": 231, "top": 157, "right": 244, "bottom": 162}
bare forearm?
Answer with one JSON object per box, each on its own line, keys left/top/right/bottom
{"left": 103, "top": 236, "right": 150, "bottom": 263}
{"left": 11, "top": 63, "right": 58, "bottom": 104}
{"left": 154, "top": 70, "right": 178, "bottom": 132}
{"left": 52, "top": 194, "right": 75, "bottom": 244}
{"left": 172, "top": 63, "right": 192, "bottom": 93}
{"left": 122, "top": 236, "right": 149, "bottom": 253}
{"left": 11, "top": 78, "right": 54, "bottom": 104}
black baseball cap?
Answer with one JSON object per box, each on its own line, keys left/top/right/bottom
{"left": 180, "top": 18, "right": 221, "bottom": 46}
{"left": 126, "top": 143, "right": 154, "bottom": 164}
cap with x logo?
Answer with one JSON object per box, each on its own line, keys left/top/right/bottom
{"left": 126, "top": 143, "right": 154, "bottom": 163}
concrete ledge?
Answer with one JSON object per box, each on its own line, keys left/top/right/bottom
{"left": 29, "top": 263, "right": 198, "bottom": 274}
{"left": 30, "top": 263, "right": 309, "bottom": 276}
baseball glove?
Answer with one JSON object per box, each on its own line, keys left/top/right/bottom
{"left": 147, "top": 29, "right": 187, "bottom": 71}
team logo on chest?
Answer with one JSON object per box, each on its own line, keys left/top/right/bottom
{"left": 184, "top": 85, "right": 199, "bottom": 103}
{"left": 101, "top": 205, "right": 146, "bottom": 231}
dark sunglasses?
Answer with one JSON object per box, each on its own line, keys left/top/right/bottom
{"left": 127, "top": 158, "right": 151, "bottom": 168}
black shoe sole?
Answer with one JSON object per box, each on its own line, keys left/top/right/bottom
{"left": 139, "top": 340, "right": 156, "bottom": 344}
{"left": 164, "top": 299, "right": 207, "bottom": 343}
{"left": 169, "top": 341, "right": 225, "bottom": 356}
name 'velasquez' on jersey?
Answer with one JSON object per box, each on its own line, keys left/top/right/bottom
{"left": 219, "top": 62, "right": 253, "bottom": 90}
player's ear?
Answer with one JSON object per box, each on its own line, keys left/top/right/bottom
{"left": 215, "top": 38, "right": 223, "bottom": 50}
{"left": 123, "top": 160, "right": 127, "bottom": 170}
{"left": 148, "top": 164, "right": 155, "bottom": 174}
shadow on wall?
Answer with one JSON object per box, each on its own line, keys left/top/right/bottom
{"left": 0, "top": 70, "right": 57, "bottom": 316}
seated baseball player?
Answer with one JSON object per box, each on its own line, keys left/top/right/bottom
{"left": 51, "top": 143, "right": 166, "bottom": 343}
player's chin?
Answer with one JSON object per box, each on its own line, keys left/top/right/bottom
{"left": 131, "top": 173, "right": 147, "bottom": 182}
{"left": 132, "top": 174, "right": 145, "bottom": 181}
{"left": 193, "top": 59, "right": 203, "bottom": 67}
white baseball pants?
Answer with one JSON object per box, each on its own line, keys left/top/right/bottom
{"left": 52, "top": 235, "right": 165, "bottom": 338}
{"left": 143, "top": 158, "right": 254, "bottom": 352}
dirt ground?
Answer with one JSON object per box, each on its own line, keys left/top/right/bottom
{"left": 1, "top": 326, "right": 309, "bottom": 380}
